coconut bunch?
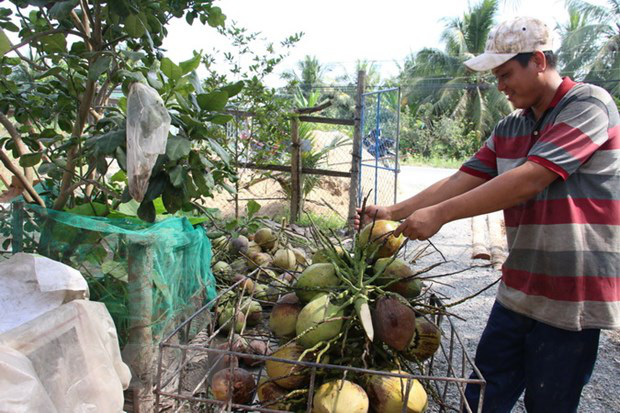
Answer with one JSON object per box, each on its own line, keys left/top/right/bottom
{"left": 252, "top": 218, "right": 446, "bottom": 412}
{"left": 210, "top": 225, "right": 310, "bottom": 307}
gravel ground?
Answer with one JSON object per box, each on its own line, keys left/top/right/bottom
{"left": 396, "top": 166, "right": 620, "bottom": 413}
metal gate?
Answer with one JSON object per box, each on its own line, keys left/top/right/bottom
{"left": 358, "top": 87, "right": 400, "bottom": 206}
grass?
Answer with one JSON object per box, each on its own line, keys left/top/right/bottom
{"left": 273, "top": 208, "right": 348, "bottom": 231}
{"left": 400, "top": 154, "right": 467, "bottom": 169}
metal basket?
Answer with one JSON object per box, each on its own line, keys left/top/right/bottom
{"left": 155, "top": 280, "right": 485, "bottom": 412}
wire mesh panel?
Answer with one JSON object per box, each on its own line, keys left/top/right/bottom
{"left": 359, "top": 88, "right": 401, "bottom": 207}
{"left": 154, "top": 280, "right": 485, "bottom": 412}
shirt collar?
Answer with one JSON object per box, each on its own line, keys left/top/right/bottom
{"left": 521, "top": 77, "right": 577, "bottom": 117}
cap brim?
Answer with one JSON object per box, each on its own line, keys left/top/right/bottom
{"left": 464, "top": 53, "right": 517, "bottom": 72}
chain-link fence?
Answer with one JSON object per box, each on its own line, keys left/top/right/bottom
{"left": 359, "top": 87, "right": 400, "bottom": 207}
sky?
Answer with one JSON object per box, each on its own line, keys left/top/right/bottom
{"left": 161, "top": 0, "right": 579, "bottom": 87}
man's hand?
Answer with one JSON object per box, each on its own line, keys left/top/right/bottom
{"left": 393, "top": 207, "right": 444, "bottom": 240}
{"left": 354, "top": 205, "right": 391, "bottom": 230}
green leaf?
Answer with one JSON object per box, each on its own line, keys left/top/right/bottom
{"left": 110, "top": 170, "right": 127, "bottom": 183}
{"left": 19, "top": 152, "right": 41, "bottom": 167}
{"left": 206, "top": 6, "right": 226, "bottom": 28}
{"left": 208, "top": 114, "right": 233, "bottom": 125}
{"left": 179, "top": 53, "right": 201, "bottom": 75}
{"left": 192, "top": 170, "right": 211, "bottom": 196}
{"left": 137, "top": 200, "right": 155, "bottom": 222}
{"left": 143, "top": 174, "right": 167, "bottom": 203}
{"left": 92, "top": 129, "right": 125, "bottom": 155}
{"left": 207, "top": 138, "right": 230, "bottom": 164}
{"left": 65, "top": 202, "right": 108, "bottom": 217}
{"left": 246, "top": 200, "right": 261, "bottom": 217}
{"left": 166, "top": 136, "right": 191, "bottom": 161}
{"left": 197, "top": 91, "right": 228, "bottom": 111}
{"left": 147, "top": 71, "right": 163, "bottom": 90}
{"left": 38, "top": 162, "right": 57, "bottom": 175}
{"left": 168, "top": 165, "right": 184, "bottom": 187}
{"left": 40, "top": 33, "right": 67, "bottom": 53}
{"left": 187, "top": 216, "right": 209, "bottom": 225}
{"left": 161, "top": 57, "right": 182, "bottom": 81}
{"left": 88, "top": 55, "right": 112, "bottom": 80}
{"left": 49, "top": 0, "right": 79, "bottom": 19}
{"left": 35, "top": 66, "right": 63, "bottom": 79}
{"left": 0, "top": 29, "right": 11, "bottom": 58}
{"left": 120, "top": 49, "right": 146, "bottom": 61}
{"left": 221, "top": 81, "right": 244, "bottom": 98}
{"left": 101, "top": 260, "right": 128, "bottom": 282}
{"left": 162, "top": 184, "right": 183, "bottom": 214}
{"left": 153, "top": 197, "right": 167, "bottom": 215}
{"left": 125, "top": 14, "right": 146, "bottom": 38}
{"left": 118, "top": 199, "right": 139, "bottom": 216}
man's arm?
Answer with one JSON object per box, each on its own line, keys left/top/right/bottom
{"left": 394, "top": 161, "right": 559, "bottom": 240}
{"left": 387, "top": 170, "right": 487, "bottom": 220}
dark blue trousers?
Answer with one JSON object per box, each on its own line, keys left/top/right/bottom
{"left": 464, "top": 301, "right": 600, "bottom": 413}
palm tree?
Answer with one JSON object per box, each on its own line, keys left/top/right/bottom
{"left": 559, "top": 0, "right": 620, "bottom": 96}
{"left": 399, "top": 0, "right": 511, "bottom": 138}
{"left": 280, "top": 55, "right": 330, "bottom": 97}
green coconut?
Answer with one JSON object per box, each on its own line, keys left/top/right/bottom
{"left": 366, "top": 371, "right": 427, "bottom": 413}
{"left": 254, "top": 227, "right": 278, "bottom": 251}
{"left": 291, "top": 247, "right": 308, "bottom": 265}
{"left": 212, "top": 261, "right": 232, "bottom": 278}
{"left": 359, "top": 220, "right": 405, "bottom": 259}
{"left": 218, "top": 306, "right": 246, "bottom": 333}
{"left": 373, "top": 258, "right": 422, "bottom": 299}
{"left": 265, "top": 342, "right": 309, "bottom": 389}
{"left": 313, "top": 379, "right": 369, "bottom": 413}
{"left": 312, "top": 246, "right": 347, "bottom": 264}
{"left": 295, "top": 294, "right": 344, "bottom": 349}
{"left": 273, "top": 248, "right": 297, "bottom": 271}
{"left": 295, "top": 263, "right": 340, "bottom": 303}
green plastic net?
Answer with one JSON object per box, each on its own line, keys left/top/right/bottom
{"left": 3, "top": 202, "right": 216, "bottom": 346}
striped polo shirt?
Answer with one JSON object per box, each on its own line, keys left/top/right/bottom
{"left": 461, "top": 77, "right": 620, "bottom": 331}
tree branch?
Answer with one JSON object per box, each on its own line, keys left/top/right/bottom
{"left": 0, "top": 148, "right": 45, "bottom": 206}
{"left": 0, "top": 112, "right": 34, "bottom": 182}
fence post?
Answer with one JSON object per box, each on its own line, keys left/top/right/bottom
{"left": 123, "top": 241, "right": 155, "bottom": 412}
{"left": 290, "top": 116, "right": 302, "bottom": 223}
{"left": 348, "top": 70, "right": 365, "bottom": 229}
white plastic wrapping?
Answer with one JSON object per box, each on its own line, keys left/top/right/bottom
{"left": 0, "top": 300, "right": 131, "bottom": 412}
{"left": 0, "top": 253, "right": 88, "bottom": 334}
{"left": 126, "top": 82, "right": 171, "bottom": 202}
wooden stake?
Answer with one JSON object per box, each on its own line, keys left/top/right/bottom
{"left": 348, "top": 70, "right": 365, "bottom": 229}
{"left": 471, "top": 215, "right": 490, "bottom": 260}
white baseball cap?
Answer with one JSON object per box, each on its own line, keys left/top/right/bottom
{"left": 464, "top": 17, "right": 554, "bottom": 72}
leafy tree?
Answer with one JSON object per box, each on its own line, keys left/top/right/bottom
{"left": 398, "top": 0, "right": 511, "bottom": 140}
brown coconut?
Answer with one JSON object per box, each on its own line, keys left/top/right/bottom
{"left": 265, "top": 342, "right": 309, "bottom": 389}
{"left": 373, "top": 295, "right": 416, "bottom": 351}
{"left": 359, "top": 220, "right": 405, "bottom": 259}
{"left": 247, "top": 251, "right": 273, "bottom": 269}
{"left": 229, "top": 235, "right": 249, "bottom": 256}
{"left": 232, "top": 274, "right": 255, "bottom": 294}
{"left": 269, "top": 293, "right": 302, "bottom": 338}
{"left": 403, "top": 317, "right": 441, "bottom": 362}
{"left": 240, "top": 339, "right": 270, "bottom": 367}
{"left": 257, "top": 378, "right": 291, "bottom": 410}
{"left": 373, "top": 258, "right": 422, "bottom": 299}
{"left": 211, "top": 367, "right": 256, "bottom": 404}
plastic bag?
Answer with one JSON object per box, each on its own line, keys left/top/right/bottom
{"left": 126, "top": 82, "right": 171, "bottom": 202}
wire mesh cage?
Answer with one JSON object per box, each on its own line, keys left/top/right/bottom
{"left": 154, "top": 278, "right": 485, "bottom": 412}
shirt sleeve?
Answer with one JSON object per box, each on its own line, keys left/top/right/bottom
{"left": 460, "top": 132, "right": 498, "bottom": 180}
{"left": 528, "top": 98, "right": 610, "bottom": 180}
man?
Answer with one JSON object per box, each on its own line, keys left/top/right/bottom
{"left": 356, "top": 17, "right": 619, "bottom": 412}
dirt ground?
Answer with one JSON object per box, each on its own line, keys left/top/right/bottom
{"left": 399, "top": 165, "right": 620, "bottom": 413}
